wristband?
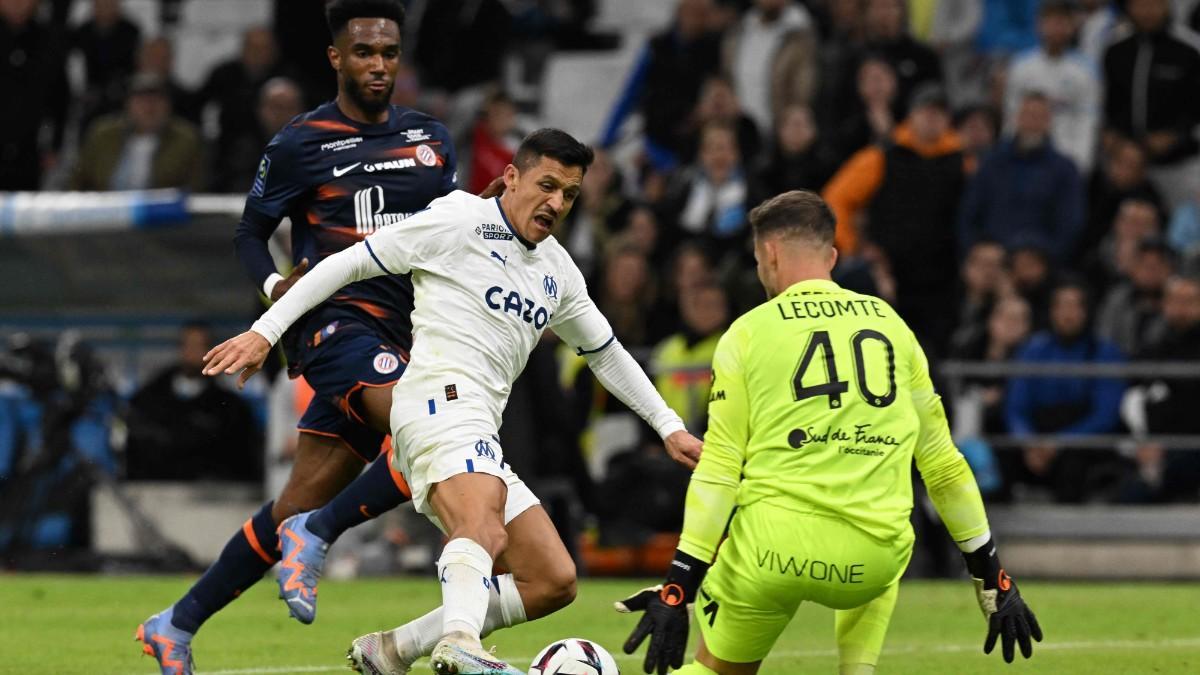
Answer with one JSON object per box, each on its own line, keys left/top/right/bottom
{"left": 263, "top": 272, "right": 284, "bottom": 298}
{"left": 962, "top": 536, "right": 1011, "bottom": 591}
{"left": 661, "top": 549, "right": 710, "bottom": 606}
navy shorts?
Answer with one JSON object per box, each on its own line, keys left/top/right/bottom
{"left": 295, "top": 320, "right": 407, "bottom": 462}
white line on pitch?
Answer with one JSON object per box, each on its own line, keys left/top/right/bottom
{"left": 183, "top": 636, "right": 1200, "bottom": 675}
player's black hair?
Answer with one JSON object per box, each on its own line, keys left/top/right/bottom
{"left": 513, "top": 128, "right": 595, "bottom": 174}
{"left": 326, "top": 0, "right": 406, "bottom": 39}
{"left": 749, "top": 190, "right": 836, "bottom": 246}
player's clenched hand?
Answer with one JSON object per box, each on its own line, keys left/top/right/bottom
{"left": 202, "top": 331, "right": 271, "bottom": 389}
{"left": 615, "top": 585, "right": 689, "bottom": 674}
{"left": 664, "top": 430, "right": 703, "bottom": 470}
{"left": 271, "top": 258, "right": 309, "bottom": 300}
{"left": 977, "top": 574, "right": 1042, "bottom": 663}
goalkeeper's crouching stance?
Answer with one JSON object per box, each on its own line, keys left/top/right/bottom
{"left": 617, "top": 190, "right": 1041, "bottom": 674}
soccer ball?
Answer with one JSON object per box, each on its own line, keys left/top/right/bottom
{"left": 529, "top": 638, "right": 620, "bottom": 674}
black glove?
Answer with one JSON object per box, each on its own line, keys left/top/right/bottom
{"left": 963, "top": 538, "right": 1044, "bottom": 663}
{"left": 615, "top": 550, "right": 709, "bottom": 674}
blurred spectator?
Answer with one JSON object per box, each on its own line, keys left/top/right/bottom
{"left": 1121, "top": 272, "right": 1200, "bottom": 502}
{"left": 951, "top": 238, "right": 1011, "bottom": 350}
{"left": 70, "top": 73, "right": 205, "bottom": 191}
{"left": 1009, "top": 241, "right": 1056, "bottom": 329}
{"left": 1103, "top": 0, "right": 1200, "bottom": 209}
{"left": 195, "top": 26, "right": 291, "bottom": 148}
{"left": 959, "top": 92, "right": 1085, "bottom": 262}
{"left": 1167, "top": 186, "right": 1200, "bottom": 258}
{"left": 683, "top": 75, "right": 763, "bottom": 166}
{"left": 651, "top": 283, "right": 729, "bottom": 433}
{"left": 410, "top": 0, "right": 511, "bottom": 93}
{"left": 466, "top": 90, "right": 522, "bottom": 195}
{"left": 752, "top": 104, "right": 835, "bottom": 205}
{"left": 824, "top": 0, "right": 943, "bottom": 127}
{"left": 124, "top": 322, "right": 262, "bottom": 482}
{"left": 722, "top": 0, "right": 817, "bottom": 134}
{"left": 1004, "top": 279, "right": 1127, "bottom": 503}
{"left": 597, "top": 244, "right": 655, "bottom": 348}
{"left": 926, "top": 0, "right": 985, "bottom": 106}
{"left": 599, "top": 0, "right": 721, "bottom": 169}
{"left": 135, "top": 36, "right": 195, "bottom": 122}
{"left": 272, "top": 0, "right": 335, "bottom": 103}
{"left": 0, "top": 0, "right": 69, "bottom": 190}
{"left": 823, "top": 84, "right": 966, "bottom": 354}
{"left": 662, "top": 122, "right": 751, "bottom": 261}
{"left": 1005, "top": 0, "right": 1101, "bottom": 171}
{"left": 1079, "top": 0, "right": 1125, "bottom": 67}
{"left": 209, "top": 76, "right": 304, "bottom": 193}
{"left": 954, "top": 103, "right": 999, "bottom": 171}
{"left": 1083, "top": 137, "right": 1165, "bottom": 255}
{"left": 950, "top": 294, "right": 1033, "bottom": 439}
{"left": 830, "top": 54, "right": 898, "bottom": 163}
{"left": 70, "top": 0, "right": 140, "bottom": 132}
{"left": 976, "top": 0, "right": 1040, "bottom": 56}
{"left": 648, "top": 242, "right": 716, "bottom": 342}
{"left": 1096, "top": 236, "right": 1177, "bottom": 355}
{"left": 1085, "top": 197, "right": 1163, "bottom": 293}
{"left": 560, "top": 149, "right": 633, "bottom": 279}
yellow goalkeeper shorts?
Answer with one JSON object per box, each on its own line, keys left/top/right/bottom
{"left": 695, "top": 504, "right": 912, "bottom": 663}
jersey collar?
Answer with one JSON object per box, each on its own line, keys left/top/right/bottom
{"left": 494, "top": 196, "right": 536, "bottom": 251}
{"left": 781, "top": 278, "right": 841, "bottom": 295}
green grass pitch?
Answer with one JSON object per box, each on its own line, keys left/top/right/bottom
{"left": 1, "top": 574, "right": 1197, "bottom": 674}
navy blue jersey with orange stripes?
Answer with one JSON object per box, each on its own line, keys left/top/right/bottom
{"left": 237, "top": 102, "right": 457, "bottom": 373}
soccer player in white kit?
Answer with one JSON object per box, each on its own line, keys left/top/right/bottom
{"left": 203, "top": 128, "right": 704, "bottom": 674}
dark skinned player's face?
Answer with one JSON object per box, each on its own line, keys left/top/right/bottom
{"left": 502, "top": 157, "right": 583, "bottom": 244}
{"left": 328, "top": 18, "right": 401, "bottom": 117}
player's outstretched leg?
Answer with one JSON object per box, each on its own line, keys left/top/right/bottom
{"left": 349, "top": 505, "right": 573, "bottom": 675}
{"left": 136, "top": 433, "right": 363, "bottom": 673}
{"left": 834, "top": 582, "right": 899, "bottom": 675}
{"left": 422, "top": 472, "right": 523, "bottom": 675}
{"left": 276, "top": 447, "right": 411, "bottom": 623}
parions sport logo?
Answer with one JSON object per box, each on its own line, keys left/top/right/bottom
{"left": 475, "top": 222, "right": 513, "bottom": 241}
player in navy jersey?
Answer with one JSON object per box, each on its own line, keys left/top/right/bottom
{"left": 135, "top": 3, "right": 471, "bottom": 673}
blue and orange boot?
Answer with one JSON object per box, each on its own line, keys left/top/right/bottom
{"left": 135, "top": 607, "right": 195, "bottom": 675}
{"left": 276, "top": 511, "right": 330, "bottom": 624}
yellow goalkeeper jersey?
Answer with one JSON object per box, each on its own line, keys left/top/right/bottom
{"left": 680, "top": 278, "right": 988, "bottom": 560}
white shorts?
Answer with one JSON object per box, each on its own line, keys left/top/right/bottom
{"left": 389, "top": 387, "right": 539, "bottom": 531}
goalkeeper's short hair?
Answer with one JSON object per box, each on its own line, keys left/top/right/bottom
{"left": 749, "top": 190, "right": 836, "bottom": 246}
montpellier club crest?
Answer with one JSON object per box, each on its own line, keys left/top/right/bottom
{"left": 415, "top": 144, "right": 437, "bottom": 167}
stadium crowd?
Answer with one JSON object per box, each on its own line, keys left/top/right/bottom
{"left": 3, "top": 0, "right": 1200, "bottom": 562}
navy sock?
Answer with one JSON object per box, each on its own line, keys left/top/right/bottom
{"left": 306, "top": 453, "right": 411, "bottom": 543}
{"left": 170, "top": 501, "right": 279, "bottom": 634}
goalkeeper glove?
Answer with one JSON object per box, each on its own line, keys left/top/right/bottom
{"left": 615, "top": 550, "right": 709, "bottom": 674}
{"left": 963, "top": 537, "right": 1043, "bottom": 663}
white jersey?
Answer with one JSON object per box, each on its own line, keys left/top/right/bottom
{"left": 251, "top": 189, "right": 685, "bottom": 441}
{"left": 362, "top": 190, "right": 609, "bottom": 426}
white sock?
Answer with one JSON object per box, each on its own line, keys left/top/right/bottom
{"left": 392, "top": 573, "right": 528, "bottom": 662}
{"left": 436, "top": 538, "right": 493, "bottom": 638}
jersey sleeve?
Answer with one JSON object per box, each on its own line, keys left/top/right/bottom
{"left": 361, "top": 192, "right": 467, "bottom": 275}
{"left": 434, "top": 122, "right": 459, "bottom": 195}
{"left": 548, "top": 265, "right": 614, "bottom": 354}
{"left": 677, "top": 327, "right": 749, "bottom": 563}
{"left": 907, "top": 329, "right": 991, "bottom": 546}
{"left": 245, "top": 127, "right": 308, "bottom": 219}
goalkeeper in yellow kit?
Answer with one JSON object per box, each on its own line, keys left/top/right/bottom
{"left": 617, "top": 191, "right": 1042, "bottom": 674}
